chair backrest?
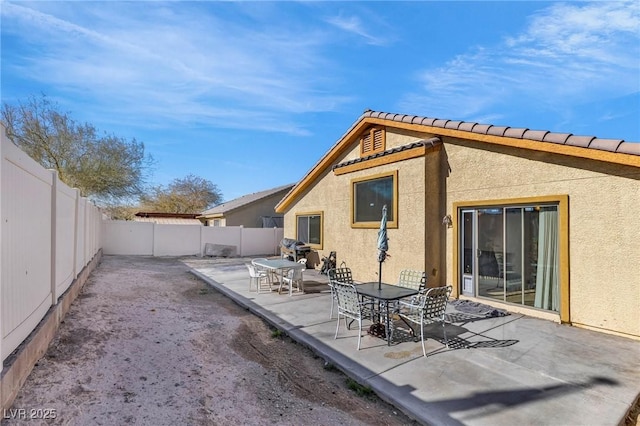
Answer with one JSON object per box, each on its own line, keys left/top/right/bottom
{"left": 328, "top": 267, "right": 353, "bottom": 285}
{"left": 398, "top": 269, "right": 426, "bottom": 292}
{"left": 333, "top": 281, "right": 360, "bottom": 316}
{"left": 252, "top": 258, "right": 269, "bottom": 273}
{"left": 420, "top": 286, "right": 452, "bottom": 320}
{"left": 287, "top": 265, "right": 305, "bottom": 280}
{"left": 246, "top": 264, "right": 259, "bottom": 278}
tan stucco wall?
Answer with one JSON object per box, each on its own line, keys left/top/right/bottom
{"left": 443, "top": 139, "right": 640, "bottom": 338}
{"left": 283, "top": 131, "right": 438, "bottom": 285}
{"left": 285, "top": 127, "right": 639, "bottom": 339}
{"left": 224, "top": 192, "right": 287, "bottom": 227}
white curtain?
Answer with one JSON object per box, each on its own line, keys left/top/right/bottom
{"left": 534, "top": 208, "right": 559, "bottom": 311}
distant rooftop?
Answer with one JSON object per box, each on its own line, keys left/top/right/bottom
{"left": 200, "top": 183, "right": 294, "bottom": 216}
{"left": 133, "top": 212, "right": 201, "bottom": 225}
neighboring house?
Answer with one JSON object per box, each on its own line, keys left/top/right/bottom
{"left": 275, "top": 110, "right": 640, "bottom": 339}
{"left": 199, "top": 184, "right": 294, "bottom": 228}
{"left": 133, "top": 212, "right": 202, "bottom": 225}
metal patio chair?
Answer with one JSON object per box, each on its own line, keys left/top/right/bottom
{"left": 392, "top": 269, "right": 428, "bottom": 312}
{"left": 328, "top": 267, "right": 354, "bottom": 319}
{"left": 398, "top": 269, "right": 427, "bottom": 292}
{"left": 398, "top": 285, "right": 452, "bottom": 356}
{"left": 333, "top": 281, "right": 370, "bottom": 350}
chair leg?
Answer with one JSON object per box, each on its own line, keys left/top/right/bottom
{"left": 420, "top": 322, "right": 426, "bottom": 357}
{"left": 329, "top": 287, "right": 335, "bottom": 319}
{"left": 356, "top": 319, "right": 362, "bottom": 350}
{"left": 258, "top": 276, "right": 269, "bottom": 294}
{"left": 442, "top": 321, "right": 449, "bottom": 348}
{"left": 334, "top": 314, "right": 341, "bottom": 339}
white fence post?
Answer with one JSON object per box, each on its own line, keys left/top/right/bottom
{"left": 0, "top": 125, "right": 4, "bottom": 373}
{"left": 0, "top": 123, "right": 104, "bottom": 372}
{"left": 50, "top": 170, "right": 58, "bottom": 305}
{"left": 199, "top": 225, "right": 204, "bottom": 257}
{"left": 72, "top": 189, "right": 79, "bottom": 280}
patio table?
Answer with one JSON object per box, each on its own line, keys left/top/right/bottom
{"left": 252, "top": 258, "right": 305, "bottom": 296}
{"left": 356, "top": 282, "right": 418, "bottom": 346}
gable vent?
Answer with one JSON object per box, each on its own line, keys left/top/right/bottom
{"left": 360, "top": 127, "right": 385, "bottom": 157}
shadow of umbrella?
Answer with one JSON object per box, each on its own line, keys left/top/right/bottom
{"left": 377, "top": 205, "right": 388, "bottom": 290}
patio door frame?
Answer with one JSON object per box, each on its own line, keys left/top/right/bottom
{"left": 452, "top": 195, "right": 571, "bottom": 323}
{"left": 460, "top": 209, "right": 476, "bottom": 297}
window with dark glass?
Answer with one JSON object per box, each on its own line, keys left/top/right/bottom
{"left": 296, "top": 213, "right": 322, "bottom": 247}
{"left": 352, "top": 171, "right": 397, "bottom": 228}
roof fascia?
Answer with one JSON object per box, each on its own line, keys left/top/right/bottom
{"left": 197, "top": 212, "right": 224, "bottom": 219}
{"left": 275, "top": 116, "right": 640, "bottom": 213}
{"left": 369, "top": 118, "right": 640, "bottom": 168}
{"left": 275, "top": 118, "right": 371, "bottom": 213}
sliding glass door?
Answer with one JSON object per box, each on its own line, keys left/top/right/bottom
{"left": 459, "top": 204, "right": 559, "bottom": 312}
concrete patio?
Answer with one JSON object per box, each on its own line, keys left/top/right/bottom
{"left": 183, "top": 256, "right": 640, "bottom": 426}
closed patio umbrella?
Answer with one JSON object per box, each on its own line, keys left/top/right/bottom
{"left": 377, "top": 205, "right": 389, "bottom": 290}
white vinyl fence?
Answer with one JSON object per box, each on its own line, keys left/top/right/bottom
{"left": 102, "top": 221, "right": 284, "bottom": 257}
{"left": 1, "top": 123, "right": 285, "bottom": 375}
{"left": 0, "top": 125, "right": 103, "bottom": 370}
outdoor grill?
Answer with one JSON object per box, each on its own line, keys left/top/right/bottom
{"left": 280, "top": 238, "right": 311, "bottom": 261}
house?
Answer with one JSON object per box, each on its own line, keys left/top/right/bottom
{"left": 275, "top": 110, "right": 640, "bottom": 339}
{"left": 199, "top": 184, "right": 294, "bottom": 228}
{"left": 133, "top": 212, "right": 202, "bottom": 225}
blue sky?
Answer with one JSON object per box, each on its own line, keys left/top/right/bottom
{"left": 2, "top": 1, "right": 639, "bottom": 202}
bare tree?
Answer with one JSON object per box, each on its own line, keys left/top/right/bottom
{"left": 1, "top": 94, "right": 153, "bottom": 202}
{"left": 140, "top": 174, "right": 222, "bottom": 214}
{"left": 102, "top": 203, "right": 139, "bottom": 220}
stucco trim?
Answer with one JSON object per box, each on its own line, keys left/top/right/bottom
{"left": 294, "top": 211, "right": 324, "bottom": 250}
{"left": 363, "top": 118, "right": 640, "bottom": 168}
{"left": 350, "top": 170, "right": 399, "bottom": 229}
{"left": 451, "top": 195, "right": 570, "bottom": 323}
{"left": 334, "top": 144, "right": 435, "bottom": 175}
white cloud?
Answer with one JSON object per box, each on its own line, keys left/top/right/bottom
{"left": 1, "top": 1, "right": 351, "bottom": 135}
{"left": 325, "top": 12, "right": 389, "bottom": 46}
{"left": 401, "top": 1, "right": 640, "bottom": 123}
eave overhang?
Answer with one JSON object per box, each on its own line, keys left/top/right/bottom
{"left": 275, "top": 113, "right": 640, "bottom": 214}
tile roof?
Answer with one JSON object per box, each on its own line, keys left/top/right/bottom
{"left": 200, "top": 183, "right": 294, "bottom": 216}
{"left": 359, "top": 110, "right": 639, "bottom": 155}
{"left": 274, "top": 110, "right": 639, "bottom": 213}
{"left": 333, "top": 137, "right": 441, "bottom": 171}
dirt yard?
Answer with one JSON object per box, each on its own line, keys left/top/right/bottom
{"left": 5, "top": 256, "right": 417, "bottom": 425}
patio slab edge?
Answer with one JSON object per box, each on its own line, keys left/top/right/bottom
{"left": 189, "top": 269, "right": 428, "bottom": 425}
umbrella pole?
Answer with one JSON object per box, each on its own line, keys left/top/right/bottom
{"left": 378, "top": 261, "right": 382, "bottom": 290}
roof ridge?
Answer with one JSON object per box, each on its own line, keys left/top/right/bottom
{"left": 359, "top": 110, "right": 639, "bottom": 155}
{"left": 201, "top": 183, "right": 294, "bottom": 215}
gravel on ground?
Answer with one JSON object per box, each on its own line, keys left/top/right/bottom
{"left": 5, "top": 255, "right": 418, "bottom": 426}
